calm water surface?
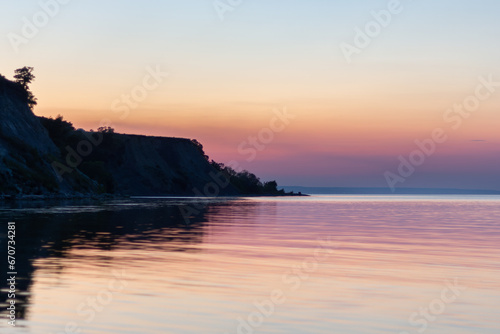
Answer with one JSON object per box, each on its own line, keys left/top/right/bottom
{"left": 1, "top": 195, "right": 499, "bottom": 333}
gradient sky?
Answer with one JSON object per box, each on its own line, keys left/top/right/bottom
{"left": 1, "top": 0, "right": 500, "bottom": 189}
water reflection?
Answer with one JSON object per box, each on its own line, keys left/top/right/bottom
{"left": 0, "top": 196, "right": 499, "bottom": 334}
{"left": 0, "top": 198, "right": 228, "bottom": 324}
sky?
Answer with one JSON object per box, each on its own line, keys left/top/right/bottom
{"left": 1, "top": 0, "right": 500, "bottom": 190}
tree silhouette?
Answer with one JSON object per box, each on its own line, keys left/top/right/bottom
{"left": 14, "top": 67, "right": 35, "bottom": 88}
{"left": 97, "top": 126, "right": 115, "bottom": 133}
{"left": 14, "top": 66, "right": 37, "bottom": 110}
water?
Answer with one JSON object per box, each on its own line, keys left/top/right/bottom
{"left": 1, "top": 195, "right": 499, "bottom": 334}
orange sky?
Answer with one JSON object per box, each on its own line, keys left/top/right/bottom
{"left": 1, "top": 1, "right": 499, "bottom": 189}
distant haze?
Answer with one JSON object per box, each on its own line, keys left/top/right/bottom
{"left": 282, "top": 186, "right": 500, "bottom": 196}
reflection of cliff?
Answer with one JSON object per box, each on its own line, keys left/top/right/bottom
{"left": 0, "top": 199, "right": 213, "bottom": 321}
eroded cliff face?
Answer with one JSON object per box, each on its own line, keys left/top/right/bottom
{"left": 0, "top": 77, "right": 64, "bottom": 194}
{"left": 71, "top": 132, "right": 239, "bottom": 196}
{"left": 0, "top": 76, "right": 237, "bottom": 197}
{"left": 0, "top": 78, "right": 57, "bottom": 157}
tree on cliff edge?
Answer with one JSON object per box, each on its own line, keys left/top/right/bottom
{"left": 14, "top": 66, "right": 37, "bottom": 110}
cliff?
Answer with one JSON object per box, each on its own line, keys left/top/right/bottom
{"left": 50, "top": 131, "right": 241, "bottom": 196}
{"left": 0, "top": 78, "right": 57, "bottom": 155}
{"left": 0, "top": 75, "right": 280, "bottom": 197}
{"left": 0, "top": 76, "right": 99, "bottom": 195}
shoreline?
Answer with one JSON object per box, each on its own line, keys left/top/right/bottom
{"left": 0, "top": 192, "right": 309, "bottom": 202}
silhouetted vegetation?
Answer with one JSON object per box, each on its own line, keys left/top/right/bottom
{"left": 39, "top": 116, "right": 120, "bottom": 193}
{"left": 13, "top": 67, "right": 37, "bottom": 110}
{"left": 97, "top": 126, "right": 115, "bottom": 133}
{"left": 210, "top": 161, "right": 284, "bottom": 195}
{"left": 14, "top": 67, "right": 35, "bottom": 89}
{"left": 191, "top": 139, "right": 209, "bottom": 160}
{"left": 0, "top": 73, "right": 32, "bottom": 106}
{"left": 39, "top": 115, "right": 78, "bottom": 148}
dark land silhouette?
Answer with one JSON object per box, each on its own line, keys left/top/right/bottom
{"left": 1, "top": 69, "right": 295, "bottom": 198}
